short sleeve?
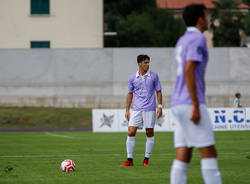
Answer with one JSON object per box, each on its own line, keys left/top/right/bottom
{"left": 128, "top": 76, "right": 134, "bottom": 93}
{"left": 186, "top": 37, "right": 205, "bottom": 63}
{"left": 154, "top": 73, "right": 162, "bottom": 92}
{"left": 234, "top": 98, "right": 239, "bottom": 106}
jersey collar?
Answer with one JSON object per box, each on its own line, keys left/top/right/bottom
{"left": 187, "top": 26, "right": 201, "bottom": 33}
{"left": 136, "top": 70, "right": 150, "bottom": 78}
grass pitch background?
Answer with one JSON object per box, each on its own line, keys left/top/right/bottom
{"left": 0, "top": 107, "right": 91, "bottom": 129}
{"left": 0, "top": 131, "right": 250, "bottom": 184}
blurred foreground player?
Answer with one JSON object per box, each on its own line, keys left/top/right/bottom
{"left": 170, "top": 4, "right": 222, "bottom": 184}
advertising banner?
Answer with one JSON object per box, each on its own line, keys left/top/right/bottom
{"left": 92, "top": 108, "right": 250, "bottom": 132}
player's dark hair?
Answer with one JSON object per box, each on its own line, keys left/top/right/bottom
{"left": 137, "top": 54, "right": 150, "bottom": 63}
{"left": 182, "top": 4, "right": 206, "bottom": 27}
{"left": 235, "top": 93, "right": 241, "bottom": 98}
{"left": 144, "top": 55, "right": 150, "bottom": 61}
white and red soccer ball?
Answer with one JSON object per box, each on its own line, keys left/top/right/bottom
{"left": 60, "top": 159, "right": 76, "bottom": 172}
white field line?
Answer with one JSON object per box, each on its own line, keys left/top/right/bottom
{"left": 45, "top": 132, "right": 74, "bottom": 139}
{"left": 0, "top": 155, "right": 81, "bottom": 158}
{"left": 106, "top": 152, "right": 250, "bottom": 156}
{"left": 0, "top": 152, "right": 249, "bottom": 158}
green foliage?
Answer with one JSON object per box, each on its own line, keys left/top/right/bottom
{"left": 213, "top": 24, "right": 241, "bottom": 46}
{"left": 0, "top": 107, "right": 91, "bottom": 128}
{"left": 104, "top": 0, "right": 185, "bottom": 47}
{"left": 242, "top": 13, "right": 250, "bottom": 35}
{"left": 242, "top": 0, "right": 250, "bottom": 35}
{"left": 104, "top": 0, "right": 156, "bottom": 17}
{"left": 211, "top": 0, "right": 243, "bottom": 46}
{"left": 116, "top": 12, "right": 155, "bottom": 47}
{"left": 148, "top": 8, "right": 185, "bottom": 47}
{"left": 117, "top": 9, "right": 185, "bottom": 47}
{"left": 212, "top": 0, "right": 239, "bottom": 9}
{"left": 242, "top": 0, "right": 250, "bottom": 6}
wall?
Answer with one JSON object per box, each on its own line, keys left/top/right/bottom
{"left": 0, "top": 0, "right": 103, "bottom": 48}
{"left": 0, "top": 48, "right": 249, "bottom": 107}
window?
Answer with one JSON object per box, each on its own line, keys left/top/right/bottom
{"left": 30, "top": 41, "right": 50, "bottom": 48}
{"left": 31, "top": 0, "right": 50, "bottom": 15}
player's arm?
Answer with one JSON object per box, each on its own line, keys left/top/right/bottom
{"left": 185, "top": 61, "right": 200, "bottom": 124}
{"left": 125, "top": 93, "right": 133, "bottom": 120}
{"left": 238, "top": 103, "right": 242, "bottom": 108}
{"left": 156, "top": 91, "right": 162, "bottom": 118}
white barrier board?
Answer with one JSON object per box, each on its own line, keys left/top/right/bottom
{"left": 92, "top": 108, "right": 250, "bottom": 132}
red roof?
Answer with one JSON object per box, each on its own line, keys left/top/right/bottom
{"left": 156, "top": 0, "right": 249, "bottom": 9}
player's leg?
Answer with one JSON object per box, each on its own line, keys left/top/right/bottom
{"left": 143, "top": 128, "right": 154, "bottom": 166}
{"left": 199, "top": 145, "right": 222, "bottom": 184}
{"left": 175, "top": 147, "right": 193, "bottom": 162}
{"left": 120, "top": 126, "right": 137, "bottom": 167}
{"left": 197, "top": 105, "right": 222, "bottom": 184}
{"left": 170, "top": 105, "right": 192, "bottom": 184}
{"left": 142, "top": 111, "right": 156, "bottom": 166}
{"left": 127, "top": 126, "right": 137, "bottom": 160}
{"left": 170, "top": 147, "right": 192, "bottom": 184}
{"left": 121, "top": 111, "right": 142, "bottom": 167}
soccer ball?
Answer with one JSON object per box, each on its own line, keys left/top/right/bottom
{"left": 60, "top": 159, "right": 76, "bottom": 172}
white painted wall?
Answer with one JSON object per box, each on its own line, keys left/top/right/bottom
{"left": 0, "top": 48, "right": 249, "bottom": 108}
{"left": 0, "top": 0, "right": 103, "bottom": 48}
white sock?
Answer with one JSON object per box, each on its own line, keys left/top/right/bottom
{"left": 170, "top": 160, "right": 188, "bottom": 184}
{"left": 126, "top": 136, "right": 135, "bottom": 158}
{"left": 201, "top": 158, "right": 222, "bottom": 184}
{"left": 145, "top": 136, "right": 154, "bottom": 158}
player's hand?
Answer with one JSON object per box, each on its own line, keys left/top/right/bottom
{"left": 125, "top": 111, "right": 130, "bottom": 121}
{"left": 157, "top": 108, "right": 162, "bottom": 119}
{"left": 190, "top": 105, "right": 200, "bottom": 124}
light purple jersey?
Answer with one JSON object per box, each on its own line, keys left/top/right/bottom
{"left": 128, "top": 70, "right": 162, "bottom": 111}
{"left": 171, "top": 27, "right": 208, "bottom": 107}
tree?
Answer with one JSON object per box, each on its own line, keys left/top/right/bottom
{"left": 116, "top": 12, "right": 155, "bottom": 47}
{"left": 242, "top": 0, "right": 250, "bottom": 6}
{"left": 242, "top": 0, "right": 250, "bottom": 35}
{"left": 104, "top": 0, "right": 185, "bottom": 47}
{"left": 104, "top": 0, "right": 157, "bottom": 46}
{"left": 242, "top": 14, "right": 250, "bottom": 35}
{"left": 104, "top": 0, "right": 156, "bottom": 17}
{"left": 116, "top": 9, "right": 185, "bottom": 47}
{"left": 211, "top": 0, "right": 243, "bottom": 46}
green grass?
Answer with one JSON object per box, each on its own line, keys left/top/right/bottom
{"left": 0, "top": 107, "right": 91, "bottom": 129}
{"left": 0, "top": 131, "right": 249, "bottom": 184}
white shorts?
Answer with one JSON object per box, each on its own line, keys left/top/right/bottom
{"left": 171, "top": 104, "right": 215, "bottom": 148}
{"left": 129, "top": 111, "right": 156, "bottom": 129}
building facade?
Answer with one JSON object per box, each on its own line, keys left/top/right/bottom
{"left": 0, "top": 0, "right": 103, "bottom": 48}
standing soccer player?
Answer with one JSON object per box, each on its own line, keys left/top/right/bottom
{"left": 170, "top": 4, "right": 222, "bottom": 184}
{"left": 120, "top": 54, "right": 162, "bottom": 167}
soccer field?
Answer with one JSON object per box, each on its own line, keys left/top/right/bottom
{"left": 0, "top": 131, "right": 249, "bottom": 184}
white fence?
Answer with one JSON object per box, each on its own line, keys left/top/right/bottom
{"left": 92, "top": 108, "right": 250, "bottom": 132}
